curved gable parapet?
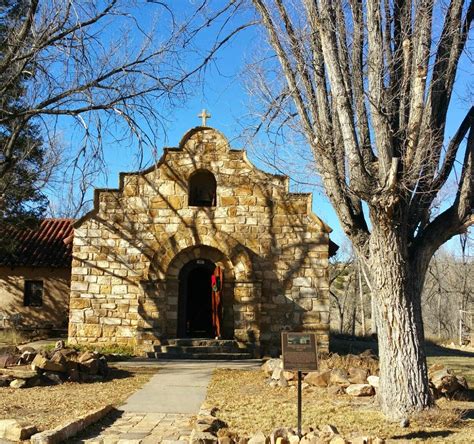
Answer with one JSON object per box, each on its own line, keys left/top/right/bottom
{"left": 73, "top": 125, "right": 333, "bottom": 236}
{"left": 177, "top": 126, "right": 232, "bottom": 157}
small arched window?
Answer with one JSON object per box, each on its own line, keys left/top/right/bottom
{"left": 188, "top": 170, "right": 217, "bottom": 207}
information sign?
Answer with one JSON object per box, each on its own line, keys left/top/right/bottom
{"left": 281, "top": 332, "right": 318, "bottom": 372}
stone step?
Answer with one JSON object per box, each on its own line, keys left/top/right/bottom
{"left": 159, "top": 345, "right": 241, "bottom": 354}
{"left": 164, "top": 338, "right": 239, "bottom": 347}
{"left": 151, "top": 352, "right": 253, "bottom": 360}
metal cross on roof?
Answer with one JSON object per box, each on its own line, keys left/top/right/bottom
{"left": 198, "top": 109, "right": 211, "bottom": 126}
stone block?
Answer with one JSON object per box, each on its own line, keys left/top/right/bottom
{"left": 103, "top": 318, "right": 121, "bottom": 326}
{"left": 70, "top": 310, "right": 85, "bottom": 323}
{"left": 0, "top": 419, "right": 36, "bottom": 441}
{"left": 70, "top": 298, "right": 91, "bottom": 309}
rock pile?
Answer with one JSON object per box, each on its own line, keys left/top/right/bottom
{"left": 428, "top": 364, "right": 469, "bottom": 400}
{"left": 261, "top": 352, "right": 379, "bottom": 398}
{"left": 191, "top": 419, "right": 386, "bottom": 444}
{"left": 262, "top": 354, "right": 470, "bottom": 401}
{"left": 0, "top": 341, "right": 108, "bottom": 388}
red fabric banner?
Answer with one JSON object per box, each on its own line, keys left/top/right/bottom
{"left": 211, "top": 266, "right": 223, "bottom": 338}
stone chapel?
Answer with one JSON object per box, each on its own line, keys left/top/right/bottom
{"left": 68, "top": 123, "right": 336, "bottom": 356}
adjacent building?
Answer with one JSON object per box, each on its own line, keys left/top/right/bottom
{"left": 0, "top": 219, "right": 73, "bottom": 332}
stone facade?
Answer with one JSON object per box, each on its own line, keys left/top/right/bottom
{"left": 68, "top": 127, "right": 333, "bottom": 355}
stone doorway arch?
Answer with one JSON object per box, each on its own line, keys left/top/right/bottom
{"left": 177, "top": 258, "right": 215, "bottom": 338}
{"left": 165, "top": 245, "right": 235, "bottom": 339}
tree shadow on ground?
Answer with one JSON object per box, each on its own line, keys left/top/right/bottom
{"left": 424, "top": 340, "right": 474, "bottom": 358}
{"left": 70, "top": 408, "right": 124, "bottom": 443}
{"left": 330, "top": 334, "right": 474, "bottom": 359}
{"left": 391, "top": 430, "right": 454, "bottom": 440}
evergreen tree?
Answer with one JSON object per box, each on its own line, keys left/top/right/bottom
{"left": 0, "top": 0, "right": 48, "bottom": 234}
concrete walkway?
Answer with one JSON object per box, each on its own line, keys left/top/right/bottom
{"left": 75, "top": 360, "right": 261, "bottom": 444}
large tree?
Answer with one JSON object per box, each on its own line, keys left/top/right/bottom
{"left": 249, "top": 0, "right": 473, "bottom": 420}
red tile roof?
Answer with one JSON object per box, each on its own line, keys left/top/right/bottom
{"left": 0, "top": 219, "right": 74, "bottom": 268}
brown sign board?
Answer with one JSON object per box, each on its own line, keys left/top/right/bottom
{"left": 281, "top": 332, "right": 318, "bottom": 372}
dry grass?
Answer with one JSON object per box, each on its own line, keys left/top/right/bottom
{"left": 206, "top": 369, "right": 474, "bottom": 443}
{"left": 0, "top": 366, "right": 155, "bottom": 432}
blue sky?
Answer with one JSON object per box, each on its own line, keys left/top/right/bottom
{"left": 50, "top": 1, "right": 472, "bottom": 256}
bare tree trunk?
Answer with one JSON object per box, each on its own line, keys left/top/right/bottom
{"left": 369, "top": 227, "right": 434, "bottom": 419}
{"left": 339, "top": 307, "right": 344, "bottom": 335}
{"left": 358, "top": 260, "right": 366, "bottom": 336}
{"left": 371, "top": 294, "right": 377, "bottom": 336}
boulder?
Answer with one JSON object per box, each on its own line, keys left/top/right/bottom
{"left": 319, "top": 425, "right": 339, "bottom": 443}
{"left": 272, "top": 368, "right": 283, "bottom": 380}
{"left": 31, "top": 354, "right": 65, "bottom": 372}
{"left": 80, "top": 357, "right": 100, "bottom": 375}
{"left": 190, "top": 430, "right": 218, "bottom": 444}
{"left": 321, "top": 425, "right": 339, "bottom": 435}
{"left": 54, "top": 340, "right": 66, "bottom": 350}
{"left": 19, "top": 349, "right": 37, "bottom": 364}
{"left": 305, "top": 371, "right": 331, "bottom": 387}
{"left": 348, "top": 367, "right": 368, "bottom": 384}
{"left": 248, "top": 432, "right": 268, "bottom": 444}
{"left": 10, "top": 378, "right": 27, "bottom": 389}
{"left": 0, "top": 375, "right": 12, "bottom": 387}
{"left": 360, "top": 349, "right": 377, "bottom": 358}
{"left": 299, "top": 432, "right": 321, "bottom": 444}
{"left": 262, "top": 359, "right": 283, "bottom": 376}
{"left": 0, "top": 346, "right": 20, "bottom": 356}
{"left": 0, "top": 365, "right": 37, "bottom": 379}
{"left": 0, "top": 354, "right": 18, "bottom": 369}
{"left": 26, "top": 376, "right": 42, "bottom": 387}
{"left": 283, "top": 371, "right": 295, "bottom": 381}
{"left": 327, "top": 385, "right": 345, "bottom": 396}
{"left": 329, "top": 437, "right": 346, "bottom": 444}
{"left": 268, "top": 427, "right": 288, "bottom": 444}
{"left": 428, "top": 363, "right": 445, "bottom": 376}
{"left": 329, "top": 369, "right": 350, "bottom": 386}
{"left": 345, "top": 384, "right": 375, "bottom": 397}
{"left": 0, "top": 419, "right": 37, "bottom": 441}
{"left": 429, "top": 368, "right": 466, "bottom": 397}
{"left": 78, "top": 350, "right": 96, "bottom": 363}
{"left": 367, "top": 376, "right": 379, "bottom": 389}
{"left": 43, "top": 371, "right": 65, "bottom": 385}
{"left": 196, "top": 415, "right": 227, "bottom": 433}
{"left": 288, "top": 434, "right": 300, "bottom": 444}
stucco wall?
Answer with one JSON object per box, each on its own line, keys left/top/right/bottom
{"left": 69, "top": 127, "right": 331, "bottom": 355}
{"left": 0, "top": 267, "right": 70, "bottom": 330}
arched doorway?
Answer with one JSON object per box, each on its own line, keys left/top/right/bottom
{"left": 178, "top": 259, "right": 215, "bottom": 338}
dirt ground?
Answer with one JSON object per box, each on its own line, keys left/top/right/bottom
{"left": 206, "top": 344, "right": 474, "bottom": 443}
{"left": 0, "top": 366, "right": 155, "bottom": 432}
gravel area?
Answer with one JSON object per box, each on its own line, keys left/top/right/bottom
{"left": 0, "top": 366, "right": 155, "bottom": 432}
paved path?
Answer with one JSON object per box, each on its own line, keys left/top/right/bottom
{"left": 76, "top": 360, "right": 261, "bottom": 444}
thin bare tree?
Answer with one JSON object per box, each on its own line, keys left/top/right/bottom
{"left": 249, "top": 0, "right": 473, "bottom": 420}
{"left": 0, "top": 0, "right": 251, "bottom": 217}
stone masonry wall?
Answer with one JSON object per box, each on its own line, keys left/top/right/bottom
{"left": 68, "top": 127, "right": 331, "bottom": 356}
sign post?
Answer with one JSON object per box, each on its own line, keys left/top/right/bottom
{"left": 281, "top": 332, "right": 318, "bottom": 437}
